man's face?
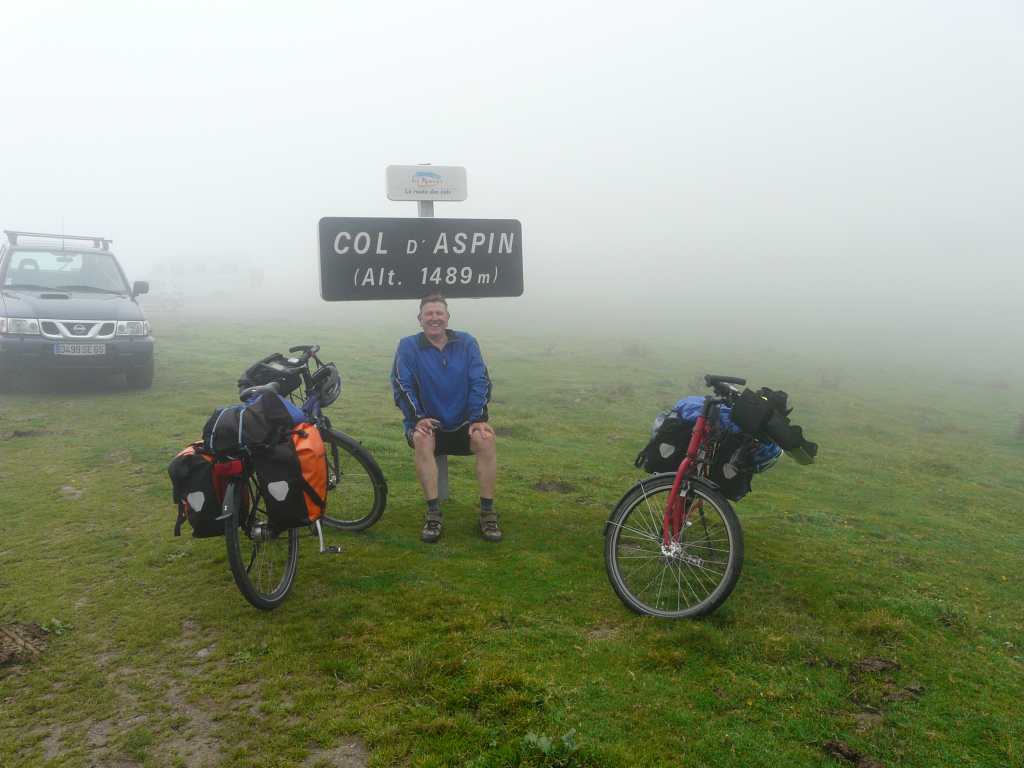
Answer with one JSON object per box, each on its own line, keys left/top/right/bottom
{"left": 418, "top": 302, "right": 449, "bottom": 335}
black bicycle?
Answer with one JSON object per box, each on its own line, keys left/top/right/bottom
{"left": 220, "top": 345, "right": 388, "bottom": 609}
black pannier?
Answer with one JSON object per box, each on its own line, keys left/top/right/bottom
{"left": 634, "top": 408, "right": 759, "bottom": 501}
{"left": 250, "top": 425, "right": 327, "bottom": 531}
{"left": 731, "top": 387, "right": 818, "bottom": 465}
{"left": 635, "top": 410, "right": 694, "bottom": 474}
{"left": 202, "top": 391, "right": 295, "bottom": 456}
{"left": 730, "top": 388, "right": 778, "bottom": 434}
{"left": 705, "top": 432, "right": 756, "bottom": 501}
{"left": 168, "top": 443, "right": 224, "bottom": 538}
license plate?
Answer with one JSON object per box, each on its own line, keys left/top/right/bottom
{"left": 54, "top": 343, "right": 106, "bottom": 356}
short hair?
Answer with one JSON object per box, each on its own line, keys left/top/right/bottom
{"left": 419, "top": 293, "right": 448, "bottom": 310}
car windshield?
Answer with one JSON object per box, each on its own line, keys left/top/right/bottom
{"left": 3, "top": 250, "right": 129, "bottom": 294}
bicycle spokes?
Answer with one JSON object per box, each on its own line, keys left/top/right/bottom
{"left": 606, "top": 478, "right": 743, "bottom": 618}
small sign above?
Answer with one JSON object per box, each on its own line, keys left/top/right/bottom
{"left": 386, "top": 165, "right": 468, "bottom": 202}
{"left": 318, "top": 217, "right": 522, "bottom": 301}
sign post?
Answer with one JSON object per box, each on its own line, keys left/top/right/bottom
{"left": 405, "top": 166, "right": 445, "bottom": 498}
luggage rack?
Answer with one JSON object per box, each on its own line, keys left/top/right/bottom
{"left": 3, "top": 230, "right": 112, "bottom": 251}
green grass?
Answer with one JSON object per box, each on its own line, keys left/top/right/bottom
{"left": 1, "top": 316, "right": 1022, "bottom": 767}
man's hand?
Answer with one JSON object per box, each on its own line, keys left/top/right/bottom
{"left": 415, "top": 418, "right": 440, "bottom": 437}
{"left": 469, "top": 422, "right": 495, "bottom": 439}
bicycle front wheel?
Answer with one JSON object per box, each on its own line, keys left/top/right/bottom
{"left": 604, "top": 475, "right": 743, "bottom": 619}
{"left": 224, "top": 478, "right": 299, "bottom": 610}
{"left": 318, "top": 428, "right": 387, "bottom": 532}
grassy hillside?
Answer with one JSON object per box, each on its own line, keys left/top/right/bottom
{"left": 1, "top": 317, "right": 1022, "bottom": 767}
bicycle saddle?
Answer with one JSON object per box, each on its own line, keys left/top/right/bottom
{"left": 704, "top": 374, "right": 746, "bottom": 387}
{"left": 239, "top": 381, "right": 280, "bottom": 402}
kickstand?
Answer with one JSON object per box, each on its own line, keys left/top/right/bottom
{"left": 314, "top": 519, "right": 342, "bottom": 554}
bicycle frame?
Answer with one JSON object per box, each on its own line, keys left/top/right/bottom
{"left": 299, "top": 392, "right": 328, "bottom": 427}
{"left": 662, "top": 400, "right": 718, "bottom": 547}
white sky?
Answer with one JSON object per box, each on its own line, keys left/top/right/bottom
{"left": 2, "top": 0, "right": 1022, "bottom": 360}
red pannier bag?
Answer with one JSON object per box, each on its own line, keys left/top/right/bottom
{"left": 167, "top": 443, "right": 239, "bottom": 538}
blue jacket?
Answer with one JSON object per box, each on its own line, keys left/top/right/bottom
{"left": 391, "top": 330, "right": 491, "bottom": 433}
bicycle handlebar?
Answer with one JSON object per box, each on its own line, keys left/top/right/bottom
{"left": 288, "top": 344, "right": 320, "bottom": 358}
{"left": 704, "top": 374, "right": 746, "bottom": 402}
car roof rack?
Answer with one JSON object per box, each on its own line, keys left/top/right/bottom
{"left": 3, "top": 230, "right": 112, "bottom": 250}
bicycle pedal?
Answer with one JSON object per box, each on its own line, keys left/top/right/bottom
{"left": 320, "top": 545, "right": 343, "bottom": 555}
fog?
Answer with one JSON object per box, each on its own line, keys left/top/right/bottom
{"left": 2, "top": 1, "right": 1021, "bottom": 376}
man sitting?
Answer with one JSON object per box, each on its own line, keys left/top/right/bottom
{"left": 390, "top": 293, "right": 499, "bottom": 543}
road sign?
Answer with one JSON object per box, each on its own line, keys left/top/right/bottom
{"left": 386, "top": 165, "right": 468, "bottom": 202}
{"left": 318, "top": 217, "right": 523, "bottom": 301}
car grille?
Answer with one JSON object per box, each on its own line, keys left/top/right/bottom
{"left": 38, "top": 320, "right": 118, "bottom": 340}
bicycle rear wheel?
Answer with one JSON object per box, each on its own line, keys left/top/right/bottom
{"left": 224, "top": 478, "right": 299, "bottom": 610}
{"left": 604, "top": 475, "right": 743, "bottom": 619}
{"left": 318, "top": 428, "right": 387, "bottom": 532}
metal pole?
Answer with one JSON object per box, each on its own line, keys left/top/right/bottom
{"left": 417, "top": 191, "right": 449, "bottom": 500}
{"left": 435, "top": 456, "right": 450, "bottom": 501}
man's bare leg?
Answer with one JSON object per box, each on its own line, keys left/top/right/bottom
{"left": 412, "top": 431, "right": 443, "bottom": 542}
{"left": 470, "top": 430, "right": 500, "bottom": 541}
{"left": 470, "top": 430, "right": 497, "bottom": 498}
{"left": 413, "top": 430, "right": 439, "bottom": 499}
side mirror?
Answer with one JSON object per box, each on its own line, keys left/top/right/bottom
{"left": 132, "top": 280, "right": 149, "bottom": 297}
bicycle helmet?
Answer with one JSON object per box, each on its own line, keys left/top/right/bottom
{"left": 311, "top": 363, "right": 342, "bottom": 407}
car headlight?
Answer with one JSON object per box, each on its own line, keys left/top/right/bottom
{"left": 116, "top": 321, "right": 146, "bottom": 336}
{"left": 0, "top": 317, "right": 41, "bottom": 335}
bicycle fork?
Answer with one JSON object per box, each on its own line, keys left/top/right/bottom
{"left": 662, "top": 488, "right": 690, "bottom": 547}
{"left": 662, "top": 415, "right": 709, "bottom": 548}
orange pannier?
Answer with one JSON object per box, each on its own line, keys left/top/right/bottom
{"left": 251, "top": 423, "right": 327, "bottom": 530}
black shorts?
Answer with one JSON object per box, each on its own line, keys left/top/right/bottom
{"left": 406, "top": 424, "right": 473, "bottom": 456}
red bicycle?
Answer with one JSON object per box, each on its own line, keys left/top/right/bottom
{"left": 603, "top": 375, "right": 751, "bottom": 618}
